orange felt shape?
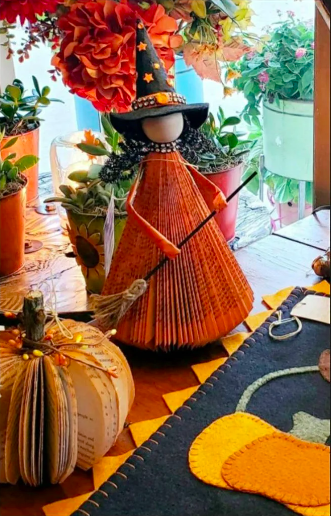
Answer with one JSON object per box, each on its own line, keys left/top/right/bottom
{"left": 222, "top": 432, "right": 331, "bottom": 508}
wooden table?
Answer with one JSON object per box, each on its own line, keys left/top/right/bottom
{"left": 0, "top": 210, "right": 329, "bottom": 516}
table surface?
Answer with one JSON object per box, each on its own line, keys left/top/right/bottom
{"left": 0, "top": 210, "right": 329, "bottom": 516}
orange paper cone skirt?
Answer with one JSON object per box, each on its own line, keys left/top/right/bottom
{"left": 103, "top": 152, "right": 253, "bottom": 350}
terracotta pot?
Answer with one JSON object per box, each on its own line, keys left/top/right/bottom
{"left": 0, "top": 178, "right": 27, "bottom": 277}
{"left": 275, "top": 201, "right": 312, "bottom": 228}
{"left": 206, "top": 163, "right": 244, "bottom": 242}
{"left": 2, "top": 127, "right": 40, "bottom": 202}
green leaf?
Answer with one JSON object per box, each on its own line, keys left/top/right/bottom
{"left": 222, "top": 116, "right": 241, "bottom": 128}
{"left": 68, "top": 171, "right": 89, "bottom": 183}
{"left": 39, "top": 96, "right": 51, "bottom": 106}
{"left": 88, "top": 164, "right": 102, "bottom": 180}
{"left": 301, "top": 68, "right": 313, "bottom": 90}
{"left": 244, "top": 81, "right": 254, "bottom": 97}
{"left": 5, "top": 153, "right": 16, "bottom": 160}
{"left": 7, "top": 166, "right": 18, "bottom": 180}
{"left": 248, "top": 106, "right": 260, "bottom": 116}
{"left": 6, "top": 85, "right": 22, "bottom": 101}
{"left": 41, "top": 86, "right": 51, "bottom": 97}
{"left": 283, "top": 73, "right": 296, "bottom": 82}
{"left": 77, "top": 143, "right": 111, "bottom": 157}
{"left": 32, "top": 76, "right": 41, "bottom": 97}
{"left": 1, "top": 137, "right": 18, "bottom": 150}
{"left": 59, "top": 185, "right": 74, "bottom": 197}
{"left": 101, "top": 115, "right": 114, "bottom": 137}
{"left": 0, "top": 175, "right": 6, "bottom": 190}
{"left": 228, "top": 133, "right": 239, "bottom": 149}
{"left": 15, "top": 155, "right": 39, "bottom": 172}
{"left": 211, "top": 0, "right": 237, "bottom": 17}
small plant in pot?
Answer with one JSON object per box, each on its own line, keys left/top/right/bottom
{"left": 0, "top": 131, "right": 39, "bottom": 277}
{"left": 45, "top": 120, "right": 134, "bottom": 294}
{"left": 0, "top": 76, "right": 62, "bottom": 202}
{"left": 199, "top": 108, "right": 251, "bottom": 242}
{"left": 234, "top": 13, "right": 315, "bottom": 219}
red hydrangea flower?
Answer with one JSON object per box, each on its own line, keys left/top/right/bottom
{"left": 52, "top": 0, "right": 182, "bottom": 113}
{"left": 0, "top": 0, "right": 59, "bottom": 24}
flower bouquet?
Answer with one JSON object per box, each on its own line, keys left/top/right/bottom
{"left": 1, "top": 0, "right": 258, "bottom": 110}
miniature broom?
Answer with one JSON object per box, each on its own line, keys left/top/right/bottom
{"left": 92, "top": 172, "right": 257, "bottom": 329}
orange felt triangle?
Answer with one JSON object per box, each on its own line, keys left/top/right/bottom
{"left": 222, "top": 432, "right": 330, "bottom": 507}
{"left": 192, "top": 357, "right": 227, "bottom": 383}
{"left": 93, "top": 452, "right": 133, "bottom": 489}
{"left": 129, "top": 416, "right": 169, "bottom": 447}
{"left": 163, "top": 386, "right": 198, "bottom": 413}
{"left": 43, "top": 492, "right": 95, "bottom": 516}
{"left": 245, "top": 311, "right": 274, "bottom": 332}
{"left": 221, "top": 332, "right": 251, "bottom": 355}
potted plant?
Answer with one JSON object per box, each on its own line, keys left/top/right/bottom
{"left": 45, "top": 118, "right": 134, "bottom": 294}
{"left": 234, "top": 14, "right": 315, "bottom": 200}
{"left": 242, "top": 118, "right": 313, "bottom": 228}
{"left": 0, "top": 76, "right": 61, "bottom": 201}
{"left": 0, "top": 130, "right": 38, "bottom": 277}
{"left": 199, "top": 108, "right": 251, "bottom": 241}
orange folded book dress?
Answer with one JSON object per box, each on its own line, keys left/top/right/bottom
{"left": 97, "top": 20, "right": 254, "bottom": 350}
{"left": 102, "top": 150, "right": 253, "bottom": 350}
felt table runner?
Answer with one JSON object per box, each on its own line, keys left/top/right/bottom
{"left": 72, "top": 288, "right": 330, "bottom": 516}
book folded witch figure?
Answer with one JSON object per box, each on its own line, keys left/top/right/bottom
{"left": 93, "top": 20, "right": 254, "bottom": 350}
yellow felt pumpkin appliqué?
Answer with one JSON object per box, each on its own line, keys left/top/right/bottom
{"left": 0, "top": 318, "right": 134, "bottom": 487}
{"left": 189, "top": 413, "right": 330, "bottom": 516}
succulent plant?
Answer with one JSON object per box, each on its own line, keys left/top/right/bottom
{"left": 0, "top": 76, "right": 63, "bottom": 136}
{"left": 199, "top": 108, "right": 252, "bottom": 173}
{"left": 45, "top": 170, "right": 132, "bottom": 216}
{"left": 0, "top": 129, "right": 39, "bottom": 197}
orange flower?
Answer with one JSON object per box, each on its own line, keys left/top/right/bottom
{"left": 53, "top": 0, "right": 182, "bottom": 112}
{"left": 224, "top": 86, "right": 237, "bottom": 98}
{"left": 226, "top": 69, "right": 242, "bottom": 82}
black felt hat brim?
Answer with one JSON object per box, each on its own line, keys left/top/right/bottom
{"left": 110, "top": 103, "right": 209, "bottom": 137}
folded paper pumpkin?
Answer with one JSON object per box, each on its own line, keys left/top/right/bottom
{"left": 0, "top": 320, "right": 134, "bottom": 486}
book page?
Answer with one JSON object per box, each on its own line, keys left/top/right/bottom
{"left": 68, "top": 358, "right": 112, "bottom": 470}
{"left": 44, "top": 356, "right": 62, "bottom": 484}
{"left": 5, "top": 363, "right": 27, "bottom": 484}
{"left": 58, "top": 366, "right": 78, "bottom": 483}
{"left": 0, "top": 359, "right": 21, "bottom": 483}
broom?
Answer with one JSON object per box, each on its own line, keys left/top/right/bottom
{"left": 92, "top": 172, "right": 258, "bottom": 329}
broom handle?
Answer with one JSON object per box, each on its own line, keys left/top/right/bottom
{"left": 144, "top": 171, "right": 257, "bottom": 282}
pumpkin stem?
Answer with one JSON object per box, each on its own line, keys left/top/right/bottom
{"left": 23, "top": 290, "right": 46, "bottom": 344}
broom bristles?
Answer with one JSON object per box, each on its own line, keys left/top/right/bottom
{"left": 91, "top": 279, "right": 148, "bottom": 330}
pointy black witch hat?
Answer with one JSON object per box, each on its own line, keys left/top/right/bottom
{"left": 110, "top": 19, "right": 209, "bottom": 138}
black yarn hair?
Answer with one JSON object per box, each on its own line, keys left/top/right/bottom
{"left": 99, "top": 117, "right": 219, "bottom": 185}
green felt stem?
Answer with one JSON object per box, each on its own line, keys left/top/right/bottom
{"left": 236, "top": 366, "right": 320, "bottom": 413}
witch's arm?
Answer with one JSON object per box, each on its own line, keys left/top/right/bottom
{"left": 126, "top": 164, "right": 180, "bottom": 260}
{"left": 186, "top": 163, "right": 227, "bottom": 212}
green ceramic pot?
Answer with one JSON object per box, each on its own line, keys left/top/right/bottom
{"left": 263, "top": 99, "right": 314, "bottom": 182}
